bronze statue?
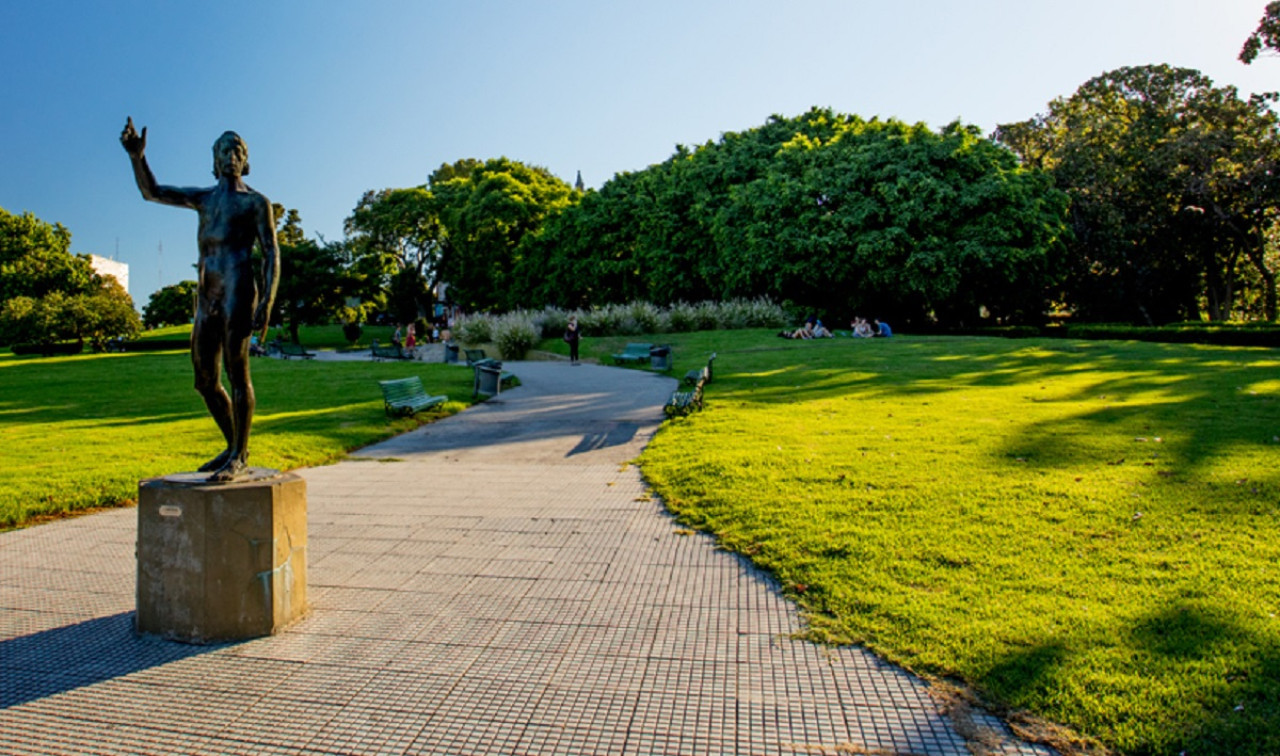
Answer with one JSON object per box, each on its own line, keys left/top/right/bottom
{"left": 121, "top": 118, "right": 280, "bottom": 482}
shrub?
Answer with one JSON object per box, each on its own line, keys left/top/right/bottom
{"left": 492, "top": 313, "right": 539, "bottom": 360}
{"left": 667, "top": 301, "right": 699, "bottom": 333}
{"left": 454, "top": 313, "right": 494, "bottom": 345}
{"left": 534, "top": 306, "right": 569, "bottom": 339}
{"left": 624, "top": 300, "right": 667, "bottom": 334}
{"left": 693, "top": 301, "right": 721, "bottom": 331}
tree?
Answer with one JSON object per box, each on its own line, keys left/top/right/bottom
{"left": 996, "top": 65, "right": 1280, "bottom": 323}
{"left": 275, "top": 236, "right": 367, "bottom": 343}
{"left": 143, "top": 280, "right": 198, "bottom": 328}
{"left": 0, "top": 207, "right": 94, "bottom": 302}
{"left": 1241, "top": 2, "right": 1280, "bottom": 63}
{"left": 1, "top": 274, "right": 140, "bottom": 348}
{"left": 0, "top": 207, "right": 140, "bottom": 346}
{"left": 521, "top": 108, "right": 1067, "bottom": 324}
{"left": 430, "top": 158, "right": 576, "bottom": 311}
{"left": 344, "top": 188, "right": 441, "bottom": 323}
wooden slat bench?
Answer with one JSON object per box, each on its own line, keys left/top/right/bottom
{"left": 612, "top": 342, "right": 653, "bottom": 365}
{"left": 378, "top": 376, "right": 447, "bottom": 417}
{"left": 683, "top": 352, "right": 716, "bottom": 386}
{"left": 278, "top": 341, "right": 315, "bottom": 360}
{"left": 665, "top": 370, "right": 707, "bottom": 418}
{"left": 371, "top": 341, "right": 410, "bottom": 361}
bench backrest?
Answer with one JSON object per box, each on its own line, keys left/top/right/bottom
{"left": 624, "top": 343, "right": 653, "bottom": 355}
{"left": 379, "top": 376, "right": 425, "bottom": 402}
{"left": 465, "top": 348, "right": 488, "bottom": 365}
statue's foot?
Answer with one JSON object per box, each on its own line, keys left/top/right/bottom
{"left": 198, "top": 449, "right": 232, "bottom": 473}
{"left": 207, "top": 459, "right": 248, "bottom": 483}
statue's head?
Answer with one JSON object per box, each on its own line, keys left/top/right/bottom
{"left": 212, "top": 131, "right": 249, "bottom": 178}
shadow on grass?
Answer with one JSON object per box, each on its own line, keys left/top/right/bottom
{"left": 982, "top": 602, "right": 1280, "bottom": 754}
{"left": 0, "top": 612, "right": 229, "bottom": 708}
{"left": 713, "top": 336, "right": 1278, "bottom": 479}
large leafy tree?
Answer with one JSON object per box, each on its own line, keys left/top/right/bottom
{"left": 344, "top": 188, "right": 441, "bottom": 323}
{"left": 1, "top": 207, "right": 95, "bottom": 302}
{"left": 270, "top": 207, "right": 371, "bottom": 342}
{"left": 142, "top": 280, "right": 198, "bottom": 328}
{"left": 431, "top": 157, "right": 576, "bottom": 311}
{"left": 1, "top": 274, "right": 139, "bottom": 348}
{"left": 0, "top": 207, "right": 140, "bottom": 346}
{"left": 522, "top": 108, "right": 1067, "bottom": 324}
{"left": 997, "top": 65, "right": 1280, "bottom": 323}
{"left": 715, "top": 119, "right": 1068, "bottom": 324}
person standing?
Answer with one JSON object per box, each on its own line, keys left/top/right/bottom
{"left": 565, "top": 315, "right": 581, "bottom": 364}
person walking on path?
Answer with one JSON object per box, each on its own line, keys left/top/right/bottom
{"left": 565, "top": 315, "right": 581, "bottom": 364}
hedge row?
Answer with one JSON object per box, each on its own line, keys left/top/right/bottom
{"left": 941, "top": 323, "right": 1280, "bottom": 347}
{"left": 10, "top": 341, "right": 84, "bottom": 356}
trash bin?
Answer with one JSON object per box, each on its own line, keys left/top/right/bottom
{"left": 474, "top": 361, "right": 503, "bottom": 398}
{"left": 650, "top": 345, "right": 672, "bottom": 371}
{"left": 443, "top": 342, "right": 460, "bottom": 364}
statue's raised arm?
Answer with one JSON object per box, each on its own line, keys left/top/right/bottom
{"left": 121, "top": 117, "right": 202, "bottom": 209}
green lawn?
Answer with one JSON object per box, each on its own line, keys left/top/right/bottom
{"left": 635, "top": 332, "right": 1280, "bottom": 755}
{"left": 0, "top": 347, "right": 476, "bottom": 528}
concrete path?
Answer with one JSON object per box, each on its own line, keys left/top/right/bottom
{"left": 0, "top": 361, "right": 1054, "bottom": 755}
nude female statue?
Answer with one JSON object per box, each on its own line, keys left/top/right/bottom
{"left": 121, "top": 118, "right": 280, "bottom": 482}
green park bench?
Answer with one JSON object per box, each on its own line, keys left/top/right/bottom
{"left": 277, "top": 341, "right": 315, "bottom": 360}
{"left": 371, "top": 340, "right": 411, "bottom": 361}
{"left": 465, "top": 348, "right": 492, "bottom": 367}
{"left": 683, "top": 352, "right": 716, "bottom": 386}
{"left": 378, "top": 376, "right": 447, "bottom": 417}
{"left": 665, "top": 369, "right": 707, "bottom": 419}
{"left": 612, "top": 342, "right": 653, "bottom": 365}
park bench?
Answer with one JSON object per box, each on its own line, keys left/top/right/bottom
{"left": 683, "top": 352, "right": 716, "bottom": 386}
{"left": 612, "top": 342, "right": 653, "bottom": 365}
{"left": 371, "top": 340, "right": 411, "bottom": 361}
{"left": 471, "top": 359, "right": 518, "bottom": 399}
{"left": 277, "top": 341, "right": 315, "bottom": 360}
{"left": 464, "top": 348, "right": 492, "bottom": 367}
{"left": 665, "top": 369, "right": 707, "bottom": 419}
{"left": 378, "top": 376, "right": 447, "bottom": 417}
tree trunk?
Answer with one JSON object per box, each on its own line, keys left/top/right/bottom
{"left": 1244, "top": 235, "right": 1278, "bottom": 322}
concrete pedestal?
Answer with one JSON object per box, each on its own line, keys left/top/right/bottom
{"left": 136, "top": 469, "right": 307, "bottom": 643}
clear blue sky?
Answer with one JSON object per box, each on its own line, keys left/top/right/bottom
{"left": 2, "top": 0, "right": 1275, "bottom": 303}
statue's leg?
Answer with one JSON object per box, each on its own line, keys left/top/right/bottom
{"left": 206, "top": 282, "right": 258, "bottom": 483}
{"left": 192, "top": 317, "right": 235, "bottom": 473}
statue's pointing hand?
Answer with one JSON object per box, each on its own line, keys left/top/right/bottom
{"left": 120, "top": 117, "right": 146, "bottom": 158}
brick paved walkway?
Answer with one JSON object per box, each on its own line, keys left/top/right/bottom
{"left": 0, "top": 360, "right": 1055, "bottom": 755}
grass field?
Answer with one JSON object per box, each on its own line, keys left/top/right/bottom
{"left": 0, "top": 346, "right": 477, "bottom": 528}
{"left": 630, "top": 332, "right": 1280, "bottom": 755}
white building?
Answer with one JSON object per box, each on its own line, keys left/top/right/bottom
{"left": 89, "top": 255, "right": 129, "bottom": 296}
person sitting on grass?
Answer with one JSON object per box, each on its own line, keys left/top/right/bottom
{"left": 790, "top": 321, "right": 815, "bottom": 339}
{"left": 852, "top": 317, "right": 874, "bottom": 338}
{"left": 812, "top": 319, "right": 834, "bottom": 338}
{"left": 874, "top": 319, "right": 893, "bottom": 338}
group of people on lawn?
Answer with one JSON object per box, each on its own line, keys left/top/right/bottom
{"left": 783, "top": 315, "right": 891, "bottom": 340}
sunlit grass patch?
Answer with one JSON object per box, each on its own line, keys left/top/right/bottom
{"left": 0, "top": 350, "right": 476, "bottom": 528}
{"left": 640, "top": 333, "right": 1280, "bottom": 755}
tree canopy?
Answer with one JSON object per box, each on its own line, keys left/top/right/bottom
{"left": 142, "top": 280, "right": 197, "bottom": 328}
{"left": 1241, "top": 2, "right": 1280, "bottom": 64}
{"left": 996, "top": 65, "right": 1280, "bottom": 323}
{"left": 0, "top": 207, "right": 140, "bottom": 347}
{"left": 519, "top": 109, "right": 1068, "bottom": 325}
